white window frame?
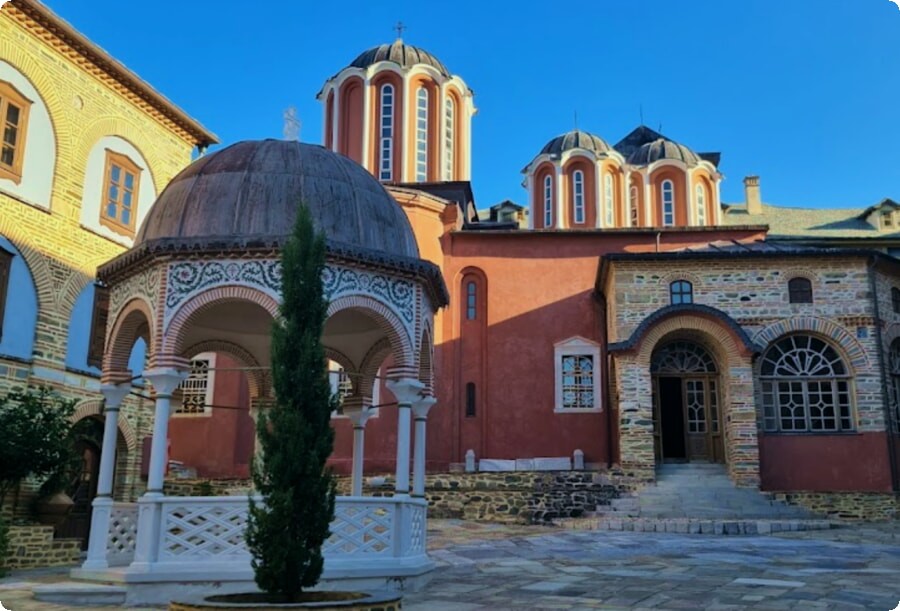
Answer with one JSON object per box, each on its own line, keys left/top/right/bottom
{"left": 415, "top": 87, "right": 428, "bottom": 181}
{"left": 554, "top": 336, "right": 602, "bottom": 414}
{"left": 543, "top": 175, "right": 552, "bottom": 227}
{"left": 443, "top": 96, "right": 454, "bottom": 181}
{"left": 379, "top": 84, "right": 394, "bottom": 181}
{"left": 629, "top": 185, "right": 639, "bottom": 227}
{"left": 573, "top": 170, "right": 585, "bottom": 224}
{"left": 604, "top": 173, "right": 614, "bottom": 227}
{"left": 662, "top": 179, "right": 675, "bottom": 226}
{"left": 174, "top": 352, "right": 216, "bottom": 417}
{"left": 695, "top": 184, "right": 706, "bottom": 226}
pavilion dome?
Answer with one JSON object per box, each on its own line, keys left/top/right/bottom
{"left": 348, "top": 39, "right": 450, "bottom": 77}
{"left": 136, "top": 139, "right": 420, "bottom": 259}
{"left": 627, "top": 138, "right": 700, "bottom": 166}
{"left": 539, "top": 130, "right": 612, "bottom": 157}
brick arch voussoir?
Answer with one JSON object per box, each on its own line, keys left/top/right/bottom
{"left": 181, "top": 339, "right": 269, "bottom": 398}
{"left": 59, "top": 270, "right": 94, "bottom": 320}
{"left": 104, "top": 297, "right": 154, "bottom": 373}
{"left": 0, "top": 227, "right": 56, "bottom": 312}
{"left": 164, "top": 286, "right": 280, "bottom": 356}
{"left": 418, "top": 325, "right": 434, "bottom": 395}
{"left": 326, "top": 294, "right": 415, "bottom": 372}
{"left": 358, "top": 338, "right": 393, "bottom": 399}
{"left": 70, "top": 399, "right": 138, "bottom": 453}
{"left": 634, "top": 314, "right": 746, "bottom": 370}
{"left": 752, "top": 316, "right": 870, "bottom": 373}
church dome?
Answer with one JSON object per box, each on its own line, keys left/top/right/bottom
{"left": 136, "top": 139, "right": 419, "bottom": 259}
{"left": 539, "top": 130, "right": 612, "bottom": 157}
{"left": 627, "top": 138, "right": 699, "bottom": 166}
{"left": 348, "top": 40, "right": 450, "bottom": 77}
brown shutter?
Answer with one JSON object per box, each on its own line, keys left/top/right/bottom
{"left": 87, "top": 283, "right": 110, "bottom": 369}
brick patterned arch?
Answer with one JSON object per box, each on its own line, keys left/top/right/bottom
{"left": 75, "top": 118, "right": 163, "bottom": 197}
{"left": 181, "top": 339, "right": 271, "bottom": 398}
{"left": 633, "top": 313, "right": 750, "bottom": 369}
{"left": 70, "top": 399, "right": 138, "bottom": 453}
{"left": 104, "top": 297, "right": 154, "bottom": 373}
{"left": 358, "top": 338, "right": 392, "bottom": 399}
{"left": 326, "top": 294, "right": 415, "bottom": 372}
{"left": 324, "top": 347, "right": 359, "bottom": 396}
{"left": 0, "top": 229, "right": 55, "bottom": 313}
{"left": 59, "top": 271, "right": 93, "bottom": 320}
{"left": 418, "top": 325, "right": 434, "bottom": 395}
{"left": 752, "top": 316, "right": 869, "bottom": 373}
{"left": 164, "top": 285, "right": 280, "bottom": 356}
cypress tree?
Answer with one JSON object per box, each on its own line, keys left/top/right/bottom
{"left": 245, "top": 204, "right": 337, "bottom": 601}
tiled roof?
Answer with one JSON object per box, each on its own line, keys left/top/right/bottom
{"left": 722, "top": 203, "right": 900, "bottom": 239}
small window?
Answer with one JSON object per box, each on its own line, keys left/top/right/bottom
{"left": 573, "top": 170, "right": 585, "bottom": 224}
{"left": 629, "top": 185, "right": 639, "bottom": 226}
{"left": 695, "top": 184, "right": 706, "bottom": 225}
{"left": 444, "top": 97, "right": 454, "bottom": 181}
{"left": 892, "top": 287, "right": 900, "bottom": 314}
{"left": 788, "top": 277, "right": 813, "bottom": 304}
{"left": 415, "top": 87, "right": 428, "bottom": 181}
{"left": 883, "top": 211, "right": 894, "bottom": 228}
{"left": 561, "top": 355, "right": 595, "bottom": 409}
{"left": 0, "top": 81, "right": 32, "bottom": 184}
{"left": 604, "top": 173, "right": 614, "bottom": 227}
{"left": 662, "top": 180, "right": 675, "bottom": 226}
{"left": 379, "top": 84, "right": 394, "bottom": 181}
{"left": 670, "top": 280, "right": 693, "bottom": 305}
{"left": 0, "top": 246, "right": 11, "bottom": 340}
{"left": 543, "top": 175, "right": 553, "bottom": 228}
{"left": 465, "top": 382, "right": 476, "bottom": 417}
{"left": 100, "top": 150, "right": 141, "bottom": 237}
{"left": 466, "top": 281, "right": 476, "bottom": 320}
{"left": 176, "top": 355, "right": 216, "bottom": 416}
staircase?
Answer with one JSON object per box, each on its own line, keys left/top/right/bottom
{"left": 558, "top": 464, "right": 833, "bottom": 534}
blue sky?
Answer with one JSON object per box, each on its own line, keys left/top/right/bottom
{"left": 46, "top": 0, "right": 900, "bottom": 211}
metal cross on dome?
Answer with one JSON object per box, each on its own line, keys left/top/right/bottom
{"left": 283, "top": 106, "right": 300, "bottom": 141}
{"left": 394, "top": 21, "right": 406, "bottom": 39}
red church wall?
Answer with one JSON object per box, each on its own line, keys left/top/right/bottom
{"left": 168, "top": 353, "right": 254, "bottom": 479}
{"left": 759, "top": 433, "right": 894, "bottom": 491}
{"left": 338, "top": 77, "right": 364, "bottom": 164}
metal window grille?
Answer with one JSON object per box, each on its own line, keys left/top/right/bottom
{"left": 561, "top": 354, "right": 594, "bottom": 409}
{"left": 178, "top": 359, "right": 210, "bottom": 414}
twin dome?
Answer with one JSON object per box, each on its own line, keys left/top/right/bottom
{"left": 537, "top": 129, "right": 701, "bottom": 166}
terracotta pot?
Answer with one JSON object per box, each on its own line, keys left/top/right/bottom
{"left": 169, "top": 591, "right": 402, "bottom": 610}
{"left": 34, "top": 491, "right": 74, "bottom": 528}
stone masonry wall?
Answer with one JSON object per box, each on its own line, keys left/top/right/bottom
{"left": 773, "top": 491, "right": 899, "bottom": 521}
{"left": 3, "top": 525, "right": 81, "bottom": 570}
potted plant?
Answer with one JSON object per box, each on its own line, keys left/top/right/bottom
{"left": 169, "top": 206, "right": 401, "bottom": 610}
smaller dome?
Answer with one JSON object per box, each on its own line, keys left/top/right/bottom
{"left": 349, "top": 40, "right": 450, "bottom": 77}
{"left": 627, "top": 138, "right": 699, "bottom": 166}
{"left": 540, "top": 130, "right": 611, "bottom": 157}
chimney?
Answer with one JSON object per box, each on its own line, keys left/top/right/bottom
{"left": 744, "top": 176, "right": 762, "bottom": 215}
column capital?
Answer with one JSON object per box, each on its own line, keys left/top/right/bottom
{"left": 386, "top": 378, "right": 425, "bottom": 406}
{"left": 144, "top": 367, "right": 189, "bottom": 398}
{"left": 412, "top": 395, "right": 437, "bottom": 420}
{"left": 343, "top": 396, "right": 372, "bottom": 428}
{"left": 100, "top": 383, "right": 131, "bottom": 411}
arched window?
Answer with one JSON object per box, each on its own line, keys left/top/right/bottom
{"left": 444, "top": 97, "right": 454, "bottom": 181}
{"left": 788, "top": 277, "right": 813, "bottom": 304}
{"left": 543, "top": 175, "right": 553, "bottom": 228}
{"left": 415, "top": 87, "right": 428, "bottom": 181}
{"left": 0, "top": 81, "right": 31, "bottom": 184}
{"left": 379, "top": 84, "right": 394, "bottom": 181}
{"left": 629, "top": 185, "right": 639, "bottom": 226}
{"left": 662, "top": 179, "right": 675, "bottom": 226}
{"left": 670, "top": 280, "right": 693, "bottom": 305}
{"left": 695, "top": 184, "right": 706, "bottom": 225}
{"left": 465, "top": 382, "right": 476, "bottom": 417}
{"left": 890, "top": 340, "right": 900, "bottom": 432}
{"left": 760, "top": 335, "right": 853, "bottom": 432}
{"left": 604, "top": 173, "right": 614, "bottom": 227}
{"left": 466, "top": 281, "right": 477, "bottom": 320}
{"left": 573, "top": 170, "right": 585, "bottom": 224}
{"left": 892, "top": 287, "right": 900, "bottom": 314}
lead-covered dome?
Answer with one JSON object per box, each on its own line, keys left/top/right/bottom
{"left": 627, "top": 138, "right": 699, "bottom": 166}
{"left": 540, "top": 130, "right": 612, "bottom": 157}
{"left": 136, "top": 140, "right": 419, "bottom": 259}
{"left": 349, "top": 40, "right": 450, "bottom": 77}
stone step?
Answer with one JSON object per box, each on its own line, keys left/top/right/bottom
{"left": 33, "top": 582, "right": 127, "bottom": 606}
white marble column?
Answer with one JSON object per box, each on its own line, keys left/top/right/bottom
{"left": 345, "top": 397, "right": 372, "bottom": 497}
{"left": 386, "top": 378, "right": 424, "bottom": 496}
{"left": 132, "top": 367, "right": 187, "bottom": 568}
{"left": 411, "top": 396, "right": 437, "bottom": 498}
{"left": 82, "top": 381, "right": 131, "bottom": 570}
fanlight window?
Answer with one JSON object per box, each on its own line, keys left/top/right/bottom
{"left": 543, "top": 175, "right": 552, "bottom": 227}
{"left": 379, "top": 84, "right": 394, "bottom": 181}
{"left": 662, "top": 179, "right": 675, "bottom": 226}
{"left": 760, "top": 335, "right": 853, "bottom": 432}
{"left": 651, "top": 341, "right": 717, "bottom": 374}
{"left": 573, "top": 170, "right": 585, "bottom": 224}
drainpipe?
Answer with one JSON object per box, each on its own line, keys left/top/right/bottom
{"left": 867, "top": 257, "right": 899, "bottom": 490}
{"left": 655, "top": 232, "right": 661, "bottom": 253}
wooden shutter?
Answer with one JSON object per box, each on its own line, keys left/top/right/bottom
{"left": 87, "top": 283, "right": 110, "bottom": 369}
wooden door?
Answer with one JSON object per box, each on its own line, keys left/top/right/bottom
{"left": 57, "top": 441, "right": 101, "bottom": 549}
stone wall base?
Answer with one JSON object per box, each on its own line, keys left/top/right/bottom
{"left": 4, "top": 525, "right": 81, "bottom": 570}
{"left": 771, "top": 491, "right": 899, "bottom": 521}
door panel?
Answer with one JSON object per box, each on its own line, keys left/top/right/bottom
{"left": 684, "top": 379, "right": 710, "bottom": 461}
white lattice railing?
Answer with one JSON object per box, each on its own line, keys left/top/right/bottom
{"left": 153, "top": 495, "right": 427, "bottom": 566}
{"left": 107, "top": 502, "right": 138, "bottom": 566}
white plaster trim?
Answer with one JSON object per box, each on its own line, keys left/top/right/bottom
{"left": 553, "top": 336, "right": 602, "bottom": 413}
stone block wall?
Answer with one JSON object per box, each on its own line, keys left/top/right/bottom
{"left": 772, "top": 491, "right": 899, "bottom": 521}
{"left": 3, "top": 525, "right": 80, "bottom": 570}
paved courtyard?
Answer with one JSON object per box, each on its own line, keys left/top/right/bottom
{"left": 2, "top": 520, "right": 899, "bottom": 610}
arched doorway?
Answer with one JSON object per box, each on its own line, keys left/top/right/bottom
{"left": 58, "top": 417, "right": 104, "bottom": 548}
{"left": 651, "top": 340, "right": 723, "bottom": 463}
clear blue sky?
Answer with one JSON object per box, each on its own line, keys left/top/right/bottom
{"left": 46, "top": 0, "right": 900, "bottom": 211}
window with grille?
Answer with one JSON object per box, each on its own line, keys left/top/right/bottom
{"left": 760, "top": 335, "right": 853, "bottom": 433}
{"left": 554, "top": 337, "right": 601, "bottom": 412}
{"left": 543, "top": 175, "right": 552, "bottom": 227}
{"left": 604, "top": 173, "right": 614, "bottom": 227}
{"left": 466, "top": 281, "right": 476, "bottom": 320}
{"left": 444, "top": 97, "right": 454, "bottom": 180}
{"left": 573, "top": 170, "right": 585, "bottom": 224}
{"left": 177, "top": 357, "right": 214, "bottom": 415}
{"left": 0, "top": 81, "right": 30, "bottom": 184}
{"left": 415, "top": 87, "right": 428, "bottom": 181}
{"left": 629, "top": 185, "right": 639, "bottom": 226}
{"left": 695, "top": 184, "right": 706, "bottom": 225}
{"left": 670, "top": 280, "right": 693, "bottom": 305}
{"left": 788, "top": 277, "right": 813, "bottom": 304}
{"left": 100, "top": 150, "right": 141, "bottom": 236}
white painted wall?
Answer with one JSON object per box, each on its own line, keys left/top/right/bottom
{"left": 0, "top": 61, "right": 55, "bottom": 209}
